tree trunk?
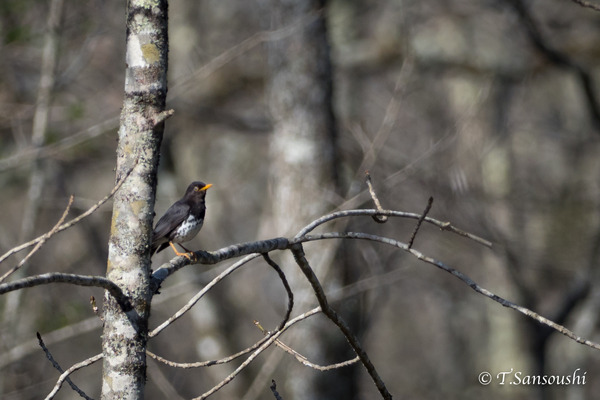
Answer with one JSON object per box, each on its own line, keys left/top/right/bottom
{"left": 254, "top": 1, "right": 344, "bottom": 399}
{"left": 267, "top": 0, "right": 337, "bottom": 234}
{"left": 101, "top": 1, "right": 169, "bottom": 398}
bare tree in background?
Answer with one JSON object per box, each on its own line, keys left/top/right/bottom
{"left": 1, "top": 0, "right": 64, "bottom": 349}
{"left": 257, "top": 1, "right": 345, "bottom": 398}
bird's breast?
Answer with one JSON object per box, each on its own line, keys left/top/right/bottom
{"left": 172, "top": 214, "right": 204, "bottom": 243}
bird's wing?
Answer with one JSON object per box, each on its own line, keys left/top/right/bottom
{"left": 152, "top": 201, "right": 190, "bottom": 244}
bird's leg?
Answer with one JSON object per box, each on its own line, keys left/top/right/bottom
{"left": 169, "top": 242, "right": 197, "bottom": 262}
{"left": 178, "top": 243, "right": 192, "bottom": 253}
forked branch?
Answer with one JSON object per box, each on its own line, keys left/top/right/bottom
{"left": 290, "top": 243, "right": 392, "bottom": 400}
{"left": 37, "top": 332, "right": 100, "bottom": 400}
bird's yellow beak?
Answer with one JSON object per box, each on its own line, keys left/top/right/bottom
{"left": 200, "top": 183, "right": 212, "bottom": 191}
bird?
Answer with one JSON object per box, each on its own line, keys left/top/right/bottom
{"left": 151, "top": 181, "right": 212, "bottom": 260}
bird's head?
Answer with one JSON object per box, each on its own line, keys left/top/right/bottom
{"left": 185, "top": 181, "right": 212, "bottom": 199}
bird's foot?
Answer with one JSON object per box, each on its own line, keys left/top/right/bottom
{"left": 183, "top": 251, "right": 198, "bottom": 262}
{"left": 169, "top": 242, "right": 197, "bottom": 262}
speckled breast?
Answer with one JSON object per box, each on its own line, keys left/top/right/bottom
{"left": 172, "top": 214, "right": 204, "bottom": 243}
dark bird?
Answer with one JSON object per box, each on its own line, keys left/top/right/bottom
{"left": 151, "top": 181, "right": 212, "bottom": 260}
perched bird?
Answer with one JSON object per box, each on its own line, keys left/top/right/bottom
{"left": 151, "top": 181, "right": 212, "bottom": 260}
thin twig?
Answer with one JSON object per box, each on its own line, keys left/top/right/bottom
{"left": 0, "top": 167, "right": 133, "bottom": 265}
{"left": 152, "top": 109, "right": 175, "bottom": 126}
{"left": 365, "top": 171, "right": 388, "bottom": 223}
{"left": 408, "top": 196, "right": 433, "bottom": 249}
{"left": 37, "top": 332, "right": 95, "bottom": 400}
{"left": 254, "top": 319, "right": 360, "bottom": 371}
{"left": 0, "top": 273, "right": 132, "bottom": 311}
{"left": 90, "top": 296, "right": 102, "bottom": 321}
{"left": 0, "top": 196, "right": 74, "bottom": 283}
{"left": 289, "top": 243, "right": 392, "bottom": 400}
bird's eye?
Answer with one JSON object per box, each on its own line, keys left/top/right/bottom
{"left": 194, "top": 186, "right": 200, "bottom": 192}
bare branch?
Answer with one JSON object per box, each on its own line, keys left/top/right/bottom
{"left": 37, "top": 332, "right": 95, "bottom": 400}
{"left": 289, "top": 243, "right": 392, "bottom": 400}
{"left": 196, "top": 237, "right": 289, "bottom": 262}
{"left": 146, "top": 207, "right": 494, "bottom": 399}
{"left": 408, "top": 196, "right": 433, "bottom": 249}
{"left": 0, "top": 273, "right": 132, "bottom": 311}
{"left": 151, "top": 208, "right": 490, "bottom": 290}
{"left": 0, "top": 196, "right": 73, "bottom": 283}
{"left": 0, "top": 166, "right": 133, "bottom": 266}
{"left": 150, "top": 239, "right": 289, "bottom": 289}
{"left": 301, "top": 231, "right": 600, "bottom": 352}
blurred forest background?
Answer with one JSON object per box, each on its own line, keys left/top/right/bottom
{"left": 1, "top": 0, "right": 600, "bottom": 399}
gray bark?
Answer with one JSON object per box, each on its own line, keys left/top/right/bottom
{"left": 101, "top": 1, "right": 169, "bottom": 398}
